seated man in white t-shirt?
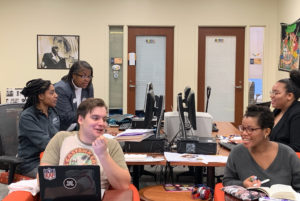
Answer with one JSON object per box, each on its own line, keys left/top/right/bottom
{"left": 40, "top": 98, "right": 131, "bottom": 190}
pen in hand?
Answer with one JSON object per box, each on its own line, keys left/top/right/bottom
{"left": 253, "top": 179, "right": 270, "bottom": 187}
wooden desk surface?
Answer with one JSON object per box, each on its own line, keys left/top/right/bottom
{"left": 125, "top": 153, "right": 167, "bottom": 166}
{"left": 213, "top": 121, "right": 240, "bottom": 137}
{"left": 139, "top": 185, "right": 195, "bottom": 201}
{"left": 214, "top": 121, "right": 240, "bottom": 156}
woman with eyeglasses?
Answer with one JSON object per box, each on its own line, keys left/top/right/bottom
{"left": 54, "top": 60, "right": 94, "bottom": 130}
{"left": 223, "top": 105, "right": 300, "bottom": 191}
{"left": 269, "top": 69, "right": 300, "bottom": 152}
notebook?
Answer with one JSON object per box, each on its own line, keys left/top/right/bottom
{"left": 38, "top": 165, "right": 101, "bottom": 201}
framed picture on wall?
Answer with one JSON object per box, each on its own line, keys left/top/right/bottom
{"left": 278, "top": 19, "right": 300, "bottom": 72}
{"left": 37, "top": 35, "right": 80, "bottom": 69}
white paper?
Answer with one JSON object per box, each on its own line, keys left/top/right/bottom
{"left": 117, "top": 129, "right": 155, "bottom": 136}
{"left": 101, "top": 189, "right": 106, "bottom": 199}
{"left": 8, "top": 179, "right": 39, "bottom": 196}
{"left": 164, "top": 152, "right": 228, "bottom": 164}
{"left": 103, "top": 133, "right": 115, "bottom": 139}
{"left": 125, "top": 154, "right": 165, "bottom": 162}
{"left": 129, "top": 53, "right": 136, "bottom": 65}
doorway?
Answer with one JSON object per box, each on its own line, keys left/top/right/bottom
{"left": 127, "top": 27, "right": 174, "bottom": 115}
{"left": 198, "top": 27, "right": 245, "bottom": 126}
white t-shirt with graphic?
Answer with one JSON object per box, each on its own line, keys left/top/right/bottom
{"left": 41, "top": 131, "right": 128, "bottom": 189}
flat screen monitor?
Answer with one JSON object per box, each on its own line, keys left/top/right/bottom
{"left": 177, "top": 92, "right": 187, "bottom": 138}
{"left": 187, "top": 90, "right": 197, "bottom": 130}
{"left": 144, "top": 89, "right": 155, "bottom": 129}
{"left": 155, "top": 95, "right": 164, "bottom": 137}
{"left": 183, "top": 86, "right": 191, "bottom": 103}
{"left": 144, "top": 82, "right": 154, "bottom": 113}
{"left": 177, "top": 88, "right": 197, "bottom": 139}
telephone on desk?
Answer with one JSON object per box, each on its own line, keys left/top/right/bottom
{"left": 212, "top": 123, "right": 219, "bottom": 132}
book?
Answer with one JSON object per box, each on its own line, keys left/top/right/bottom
{"left": 163, "top": 184, "right": 193, "bottom": 192}
{"left": 248, "top": 184, "right": 298, "bottom": 201}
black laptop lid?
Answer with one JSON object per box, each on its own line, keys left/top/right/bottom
{"left": 38, "top": 165, "right": 101, "bottom": 201}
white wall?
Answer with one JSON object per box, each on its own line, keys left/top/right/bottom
{"left": 0, "top": 0, "right": 283, "bottom": 111}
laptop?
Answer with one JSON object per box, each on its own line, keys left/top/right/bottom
{"left": 38, "top": 165, "right": 101, "bottom": 201}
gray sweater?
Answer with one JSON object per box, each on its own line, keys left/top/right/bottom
{"left": 17, "top": 106, "right": 60, "bottom": 174}
{"left": 223, "top": 143, "right": 300, "bottom": 192}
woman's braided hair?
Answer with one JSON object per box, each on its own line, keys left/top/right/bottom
{"left": 21, "top": 79, "right": 51, "bottom": 110}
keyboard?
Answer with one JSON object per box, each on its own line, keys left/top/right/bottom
{"left": 119, "top": 122, "right": 132, "bottom": 131}
{"left": 219, "top": 142, "right": 238, "bottom": 151}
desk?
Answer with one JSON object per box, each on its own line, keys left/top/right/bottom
{"left": 107, "top": 122, "right": 239, "bottom": 189}
{"left": 169, "top": 122, "right": 239, "bottom": 188}
{"left": 126, "top": 153, "right": 167, "bottom": 189}
{"left": 139, "top": 185, "right": 195, "bottom": 201}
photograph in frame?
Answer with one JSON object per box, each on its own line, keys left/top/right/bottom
{"left": 37, "top": 35, "right": 79, "bottom": 69}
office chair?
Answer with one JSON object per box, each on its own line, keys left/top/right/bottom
{"left": 0, "top": 103, "right": 25, "bottom": 184}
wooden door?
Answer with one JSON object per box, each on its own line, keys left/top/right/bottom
{"left": 127, "top": 27, "right": 174, "bottom": 114}
{"left": 198, "top": 27, "right": 245, "bottom": 126}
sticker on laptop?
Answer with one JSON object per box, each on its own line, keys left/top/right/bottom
{"left": 43, "top": 168, "right": 56, "bottom": 180}
{"left": 63, "top": 178, "right": 77, "bottom": 189}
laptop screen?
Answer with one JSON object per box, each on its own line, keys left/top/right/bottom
{"left": 38, "top": 165, "right": 101, "bottom": 201}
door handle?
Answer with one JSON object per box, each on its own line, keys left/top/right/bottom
{"left": 235, "top": 85, "right": 242, "bottom": 89}
{"left": 129, "top": 84, "right": 136, "bottom": 88}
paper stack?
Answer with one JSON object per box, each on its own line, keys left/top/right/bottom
{"left": 114, "top": 129, "right": 154, "bottom": 142}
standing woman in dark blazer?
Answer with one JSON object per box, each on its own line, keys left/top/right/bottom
{"left": 269, "top": 69, "right": 300, "bottom": 152}
{"left": 54, "top": 60, "right": 94, "bottom": 130}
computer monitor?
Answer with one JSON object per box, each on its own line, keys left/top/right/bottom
{"left": 177, "top": 88, "right": 197, "bottom": 139}
{"left": 143, "top": 89, "right": 155, "bottom": 129}
{"left": 144, "top": 82, "right": 154, "bottom": 113}
{"left": 187, "top": 90, "right": 197, "bottom": 130}
{"left": 143, "top": 91, "right": 165, "bottom": 138}
{"left": 177, "top": 92, "right": 187, "bottom": 138}
{"left": 155, "top": 95, "right": 164, "bottom": 137}
{"left": 183, "top": 86, "right": 191, "bottom": 103}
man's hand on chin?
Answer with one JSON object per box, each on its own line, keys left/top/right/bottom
{"left": 92, "top": 136, "right": 108, "bottom": 158}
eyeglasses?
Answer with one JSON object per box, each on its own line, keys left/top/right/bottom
{"left": 269, "top": 91, "right": 281, "bottom": 96}
{"left": 238, "top": 125, "right": 262, "bottom": 133}
{"left": 76, "top": 74, "right": 93, "bottom": 79}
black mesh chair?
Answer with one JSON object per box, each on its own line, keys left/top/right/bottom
{"left": 0, "top": 103, "right": 24, "bottom": 184}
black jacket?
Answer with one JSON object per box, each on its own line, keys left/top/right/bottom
{"left": 18, "top": 106, "right": 60, "bottom": 174}
{"left": 54, "top": 80, "right": 94, "bottom": 131}
{"left": 270, "top": 101, "right": 300, "bottom": 152}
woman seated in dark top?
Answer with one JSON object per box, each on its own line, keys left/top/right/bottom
{"left": 223, "top": 105, "right": 300, "bottom": 191}
{"left": 269, "top": 69, "right": 300, "bottom": 151}
{"left": 17, "top": 79, "right": 60, "bottom": 178}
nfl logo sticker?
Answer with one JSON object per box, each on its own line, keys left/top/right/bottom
{"left": 43, "top": 168, "right": 56, "bottom": 180}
